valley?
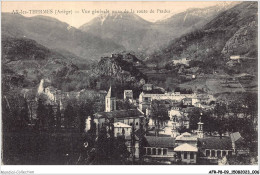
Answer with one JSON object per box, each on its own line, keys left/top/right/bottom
{"left": 1, "top": 1, "right": 258, "bottom": 167}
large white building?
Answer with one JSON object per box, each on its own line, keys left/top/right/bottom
{"left": 138, "top": 92, "right": 215, "bottom": 112}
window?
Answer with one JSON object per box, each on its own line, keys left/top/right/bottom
{"left": 184, "top": 152, "right": 187, "bottom": 159}
{"left": 158, "top": 148, "right": 162, "bottom": 155}
{"left": 152, "top": 148, "right": 156, "bottom": 155}
{"left": 190, "top": 152, "right": 194, "bottom": 159}
{"left": 211, "top": 150, "right": 215, "bottom": 157}
{"left": 217, "top": 150, "right": 221, "bottom": 158}
{"left": 163, "top": 149, "right": 167, "bottom": 155}
{"left": 147, "top": 148, "right": 151, "bottom": 155}
{"left": 206, "top": 150, "right": 210, "bottom": 157}
{"left": 130, "top": 123, "right": 132, "bottom": 126}
{"left": 228, "top": 151, "right": 232, "bottom": 157}
{"left": 136, "top": 122, "right": 139, "bottom": 126}
{"left": 222, "top": 151, "right": 226, "bottom": 157}
{"left": 177, "top": 152, "right": 181, "bottom": 159}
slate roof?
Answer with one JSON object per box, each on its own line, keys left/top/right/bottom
{"left": 144, "top": 136, "right": 175, "bottom": 148}
{"left": 94, "top": 109, "right": 144, "bottom": 119}
{"left": 198, "top": 137, "right": 233, "bottom": 150}
{"left": 230, "top": 132, "right": 242, "bottom": 143}
{"left": 230, "top": 132, "right": 248, "bottom": 150}
{"left": 174, "top": 143, "right": 198, "bottom": 152}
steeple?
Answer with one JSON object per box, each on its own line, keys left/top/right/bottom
{"left": 105, "top": 86, "right": 116, "bottom": 112}
{"left": 106, "top": 86, "right": 112, "bottom": 98}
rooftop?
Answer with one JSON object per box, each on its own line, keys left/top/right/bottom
{"left": 198, "top": 136, "right": 233, "bottom": 150}
{"left": 230, "top": 132, "right": 242, "bottom": 143}
{"left": 174, "top": 143, "right": 198, "bottom": 152}
{"left": 145, "top": 136, "right": 175, "bottom": 148}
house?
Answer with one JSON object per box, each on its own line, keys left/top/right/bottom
{"left": 143, "top": 84, "right": 153, "bottom": 91}
{"left": 168, "top": 107, "right": 182, "bottom": 118}
{"left": 230, "top": 132, "right": 249, "bottom": 155}
{"left": 143, "top": 136, "right": 176, "bottom": 163}
{"left": 230, "top": 55, "right": 240, "bottom": 60}
{"left": 175, "top": 132, "right": 197, "bottom": 146}
{"left": 182, "top": 98, "right": 192, "bottom": 106}
{"left": 124, "top": 90, "right": 133, "bottom": 102}
{"left": 172, "top": 58, "right": 190, "bottom": 66}
{"left": 174, "top": 143, "right": 198, "bottom": 164}
{"left": 114, "top": 122, "right": 131, "bottom": 137}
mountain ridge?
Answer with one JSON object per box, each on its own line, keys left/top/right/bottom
{"left": 2, "top": 13, "right": 125, "bottom": 61}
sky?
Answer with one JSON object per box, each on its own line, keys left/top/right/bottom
{"left": 2, "top": 1, "right": 233, "bottom": 28}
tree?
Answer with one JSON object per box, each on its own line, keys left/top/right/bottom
{"left": 36, "top": 98, "right": 47, "bottom": 130}
{"left": 56, "top": 104, "right": 62, "bottom": 131}
{"left": 20, "top": 99, "right": 29, "bottom": 129}
{"left": 94, "top": 126, "right": 110, "bottom": 164}
{"left": 150, "top": 100, "right": 169, "bottom": 136}
{"left": 47, "top": 104, "right": 55, "bottom": 132}
{"left": 213, "top": 103, "right": 228, "bottom": 138}
{"left": 64, "top": 103, "right": 75, "bottom": 130}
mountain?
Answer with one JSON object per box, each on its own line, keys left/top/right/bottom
{"left": 2, "top": 36, "right": 79, "bottom": 91}
{"left": 142, "top": 2, "right": 239, "bottom": 54}
{"left": 80, "top": 3, "right": 237, "bottom": 55}
{"left": 92, "top": 53, "right": 146, "bottom": 81}
{"left": 79, "top": 13, "right": 152, "bottom": 52}
{"left": 148, "top": 1, "right": 257, "bottom": 74}
{"left": 2, "top": 13, "right": 124, "bottom": 61}
{"left": 89, "top": 53, "right": 147, "bottom": 97}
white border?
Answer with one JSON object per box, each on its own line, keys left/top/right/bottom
{"left": 0, "top": 0, "right": 259, "bottom": 174}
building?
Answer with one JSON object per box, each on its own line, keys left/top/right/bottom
{"left": 172, "top": 58, "right": 190, "bottom": 66}
{"left": 230, "top": 132, "right": 249, "bottom": 155}
{"left": 91, "top": 87, "right": 147, "bottom": 160}
{"left": 94, "top": 109, "right": 145, "bottom": 132}
{"left": 143, "top": 84, "right": 153, "bottom": 91}
{"left": 198, "top": 137, "right": 233, "bottom": 164}
{"left": 138, "top": 92, "right": 198, "bottom": 112}
{"left": 182, "top": 98, "right": 192, "bottom": 106}
{"left": 143, "top": 136, "right": 176, "bottom": 163}
{"left": 174, "top": 143, "right": 198, "bottom": 164}
{"left": 124, "top": 90, "right": 133, "bottom": 102}
{"left": 175, "top": 132, "right": 198, "bottom": 147}
{"left": 168, "top": 107, "right": 182, "bottom": 118}
{"left": 105, "top": 87, "right": 116, "bottom": 112}
{"left": 93, "top": 86, "right": 146, "bottom": 136}
{"left": 114, "top": 122, "right": 131, "bottom": 137}
{"left": 230, "top": 55, "right": 240, "bottom": 61}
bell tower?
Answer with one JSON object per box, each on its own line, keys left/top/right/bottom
{"left": 197, "top": 114, "right": 204, "bottom": 138}
{"left": 105, "top": 86, "right": 116, "bottom": 112}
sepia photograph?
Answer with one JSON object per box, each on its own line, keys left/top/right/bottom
{"left": 0, "top": 0, "right": 259, "bottom": 173}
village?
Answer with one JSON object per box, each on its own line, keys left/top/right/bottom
{"left": 29, "top": 77, "right": 254, "bottom": 165}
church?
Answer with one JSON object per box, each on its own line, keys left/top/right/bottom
{"left": 93, "top": 87, "right": 146, "bottom": 136}
{"left": 91, "top": 87, "right": 146, "bottom": 159}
